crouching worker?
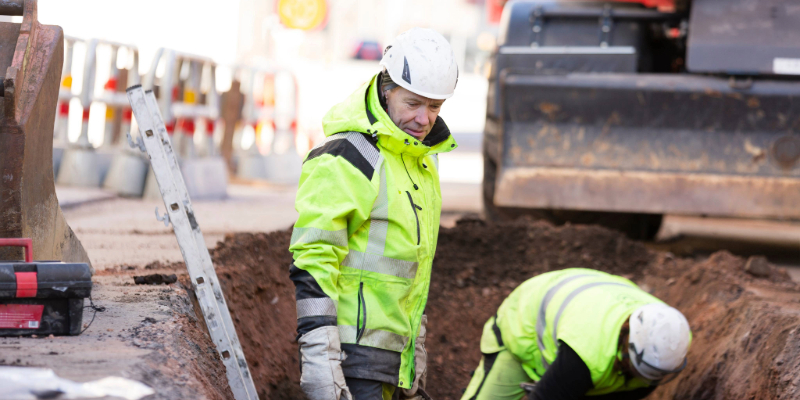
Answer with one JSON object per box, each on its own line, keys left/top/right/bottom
{"left": 462, "top": 268, "right": 691, "bottom": 400}
{"left": 289, "top": 28, "right": 459, "bottom": 400}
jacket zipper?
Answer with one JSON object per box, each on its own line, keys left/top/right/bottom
{"left": 356, "top": 282, "right": 366, "bottom": 343}
{"left": 401, "top": 154, "right": 419, "bottom": 190}
{"left": 406, "top": 191, "right": 422, "bottom": 245}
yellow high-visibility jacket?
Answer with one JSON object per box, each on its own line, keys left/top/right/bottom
{"left": 484, "top": 268, "right": 679, "bottom": 395}
{"left": 289, "top": 73, "right": 457, "bottom": 388}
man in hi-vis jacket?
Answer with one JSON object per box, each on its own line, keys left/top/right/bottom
{"left": 462, "top": 268, "right": 692, "bottom": 400}
{"left": 289, "top": 28, "right": 459, "bottom": 400}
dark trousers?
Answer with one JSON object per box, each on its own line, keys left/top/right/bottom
{"left": 346, "top": 377, "right": 399, "bottom": 400}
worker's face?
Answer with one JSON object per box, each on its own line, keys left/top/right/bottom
{"left": 384, "top": 86, "right": 444, "bottom": 142}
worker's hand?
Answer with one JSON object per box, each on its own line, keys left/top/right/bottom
{"left": 400, "top": 315, "right": 428, "bottom": 399}
{"left": 298, "top": 326, "right": 354, "bottom": 400}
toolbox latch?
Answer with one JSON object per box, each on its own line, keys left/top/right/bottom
{"left": 15, "top": 271, "right": 37, "bottom": 297}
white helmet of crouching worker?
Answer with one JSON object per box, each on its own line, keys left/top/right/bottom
{"left": 628, "top": 303, "right": 691, "bottom": 382}
{"left": 380, "top": 27, "right": 459, "bottom": 100}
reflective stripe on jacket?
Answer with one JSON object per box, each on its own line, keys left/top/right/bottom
{"left": 485, "top": 268, "right": 670, "bottom": 395}
{"left": 290, "top": 73, "right": 457, "bottom": 389}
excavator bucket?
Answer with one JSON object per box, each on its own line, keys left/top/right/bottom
{"left": 493, "top": 73, "right": 800, "bottom": 219}
{"left": 0, "top": 0, "right": 89, "bottom": 264}
{"left": 487, "top": 0, "right": 800, "bottom": 225}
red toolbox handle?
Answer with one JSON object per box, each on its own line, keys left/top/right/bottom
{"left": 0, "top": 238, "right": 33, "bottom": 262}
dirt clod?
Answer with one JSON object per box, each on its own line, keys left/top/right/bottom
{"left": 172, "top": 219, "right": 800, "bottom": 400}
{"left": 133, "top": 273, "right": 178, "bottom": 285}
{"left": 744, "top": 255, "right": 771, "bottom": 278}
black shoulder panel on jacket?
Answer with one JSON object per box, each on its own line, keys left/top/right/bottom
{"left": 289, "top": 264, "right": 329, "bottom": 301}
{"left": 306, "top": 134, "right": 378, "bottom": 179}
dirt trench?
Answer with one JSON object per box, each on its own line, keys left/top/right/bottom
{"left": 179, "top": 218, "right": 800, "bottom": 400}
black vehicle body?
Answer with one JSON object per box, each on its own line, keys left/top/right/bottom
{"left": 483, "top": 0, "right": 800, "bottom": 238}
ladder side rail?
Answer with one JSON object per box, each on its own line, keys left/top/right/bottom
{"left": 127, "top": 86, "right": 258, "bottom": 400}
{"left": 140, "top": 89, "right": 257, "bottom": 399}
{"left": 144, "top": 91, "right": 254, "bottom": 392}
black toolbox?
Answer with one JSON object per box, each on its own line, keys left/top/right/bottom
{"left": 0, "top": 238, "right": 92, "bottom": 336}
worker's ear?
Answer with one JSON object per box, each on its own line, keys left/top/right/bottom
{"left": 384, "top": 86, "right": 396, "bottom": 102}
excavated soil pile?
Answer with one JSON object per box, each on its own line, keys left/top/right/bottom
{"left": 205, "top": 229, "right": 305, "bottom": 400}
{"left": 194, "top": 218, "right": 800, "bottom": 400}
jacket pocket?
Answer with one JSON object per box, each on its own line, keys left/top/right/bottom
{"left": 405, "top": 191, "right": 422, "bottom": 245}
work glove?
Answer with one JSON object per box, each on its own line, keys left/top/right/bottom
{"left": 400, "top": 315, "right": 428, "bottom": 400}
{"left": 298, "top": 326, "right": 354, "bottom": 400}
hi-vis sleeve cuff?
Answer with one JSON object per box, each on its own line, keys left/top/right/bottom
{"left": 291, "top": 227, "right": 349, "bottom": 248}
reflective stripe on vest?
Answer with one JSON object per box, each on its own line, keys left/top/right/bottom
{"left": 339, "top": 325, "right": 409, "bottom": 352}
{"left": 342, "top": 249, "right": 418, "bottom": 279}
{"left": 320, "top": 131, "right": 382, "bottom": 168}
{"left": 536, "top": 274, "right": 632, "bottom": 368}
{"left": 366, "top": 159, "right": 389, "bottom": 255}
{"left": 296, "top": 297, "right": 338, "bottom": 318}
{"left": 536, "top": 274, "right": 595, "bottom": 367}
{"left": 291, "top": 227, "right": 349, "bottom": 248}
{"left": 551, "top": 282, "right": 631, "bottom": 345}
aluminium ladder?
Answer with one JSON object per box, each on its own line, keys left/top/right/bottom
{"left": 125, "top": 85, "right": 258, "bottom": 400}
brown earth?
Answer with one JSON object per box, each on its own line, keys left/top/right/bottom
{"left": 208, "top": 230, "right": 306, "bottom": 400}
{"left": 170, "top": 218, "right": 800, "bottom": 400}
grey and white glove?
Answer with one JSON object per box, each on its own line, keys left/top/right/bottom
{"left": 298, "top": 326, "right": 354, "bottom": 400}
{"left": 401, "top": 315, "right": 428, "bottom": 399}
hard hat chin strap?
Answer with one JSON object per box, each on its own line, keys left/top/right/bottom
{"left": 380, "top": 69, "right": 398, "bottom": 93}
{"left": 377, "top": 71, "right": 394, "bottom": 120}
{"left": 629, "top": 342, "right": 688, "bottom": 383}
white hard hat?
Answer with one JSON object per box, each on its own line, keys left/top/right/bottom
{"left": 380, "top": 28, "right": 459, "bottom": 100}
{"left": 628, "top": 304, "right": 691, "bottom": 381}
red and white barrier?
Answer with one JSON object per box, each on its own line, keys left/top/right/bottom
{"left": 233, "top": 66, "right": 301, "bottom": 184}
{"left": 56, "top": 39, "right": 142, "bottom": 191}
{"left": 141, "top": 49, "right": 227, "bottom": 200}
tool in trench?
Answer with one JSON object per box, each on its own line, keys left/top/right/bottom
{"left": 125, "top": 85, "right": 258, "bottom": 400}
